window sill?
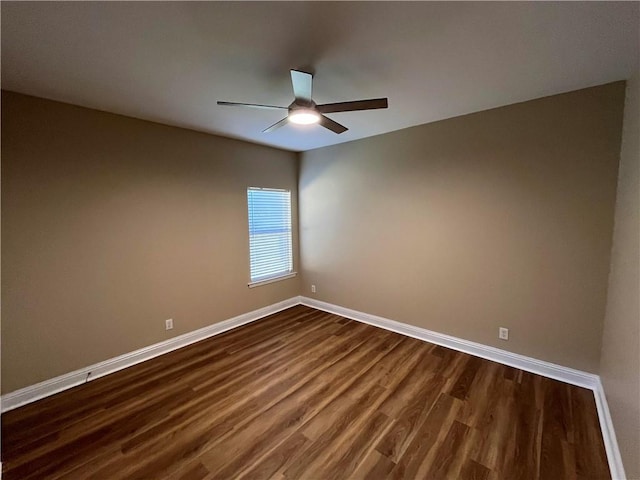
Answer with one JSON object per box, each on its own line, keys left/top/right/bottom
{"left": 248, "top": 272, "right": 297, "bottom": 288}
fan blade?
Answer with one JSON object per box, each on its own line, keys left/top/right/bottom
{"left": 217, "top": 101, "right": 287, "bottom": 110}
{"left": 262, "top": 117, "right": 289, "bottom": 133}
{"left": 290, "top": 70, "right": 313, "bottom": 103}
{"left": 319, "top": 115, "right": 348, "bottom": 134}
{"left": 317, "top": 98, "right": 388, "bottom": 114}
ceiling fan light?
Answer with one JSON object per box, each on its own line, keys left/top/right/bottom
{"left": 289, "top": 108, "right": 320, "bottom": 125}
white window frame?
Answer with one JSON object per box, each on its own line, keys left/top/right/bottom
{"left": 246, "top": 187, "right": 296, "bottom": 288}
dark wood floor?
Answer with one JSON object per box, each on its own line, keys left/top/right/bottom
{"left": 2, "top": 305, "right": 610, "bottom": 479}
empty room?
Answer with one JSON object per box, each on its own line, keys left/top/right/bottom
{"left": 1, "top": 2, "right": 639, "bottom": 479}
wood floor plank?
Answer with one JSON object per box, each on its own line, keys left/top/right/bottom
{"left": 469, "top": 374, "right": 517, "bottom": 473}
{"left": 500, "top": 375, "right": 542, "bottom": 479}
{"left": 279, "top": 335, "right": 418, "bottom": 478}
{"left": 348, "top": 449, "right": 397, "bottom": 480}
{"left": 376, "top": 347, "right": 442, "bottom": 419}
{"left": 449, "top": 356, "right": 483, "bottom": 401}
{"left": 1, "top": 306, "right": 611, "bottom": 480}
{"left": 387, "top": 393, "right": 460, "bottom": 479}
{"left": 375, "top": 374, "right": 446, "bottom": 462}
{"left": 456, "top": 360, "right": 502, "bottom": 428}
{"left": 204, "top": 336, "right": 402, "bottom": 478}
{"left": 571, "top": 386, "right": 611, "bottom": 479}
{"left": 460, "top": 458, "right": 491, "bottom": 480}
{"left": 169, "top": 460, "right": 210, "bottom": 480}
{"left": 428, "top": 420, "right": 471, "bottom": 478}
{"left": 95, "top": 324, "right": 385, "bottom": 479}
{"left": 318, "top": 410, "right": 394, "bottom": 479}
{"left": 3, "top": 307, "right": 317, "bottom": 448}
{"left": 234, "top": 431, "right": 309, "bottom": 480}
{"left": 118, "top": 317, "right": 366, "bottom": 456}
{"left": 281, "top": 384, "right": 389, "bottom": 479}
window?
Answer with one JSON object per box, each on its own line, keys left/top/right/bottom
{"left": 247, "top": 187, "right": 294, "bottom": 286}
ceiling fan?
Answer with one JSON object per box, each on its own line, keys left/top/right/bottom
{"left": 217, "top": 70, "right": 388, "bottom": 134}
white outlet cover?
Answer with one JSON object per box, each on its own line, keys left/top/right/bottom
{"left": 166, "top": 319, "right": 174, "bottom": 330}
{"left": 499, "top": 327, "right": 509, "bottom": 340}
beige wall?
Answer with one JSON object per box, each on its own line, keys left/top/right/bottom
{"left": 1, "top": 82, "right": 630, "bottom": 396}
{"left": 300, "top": 82, "right": 625, "bottom": 373}
{"left": 600, "top": 74, "right": 640, "bottom": 479}
{"left": 1, "top": 92, "right": 300, "bottom": 393}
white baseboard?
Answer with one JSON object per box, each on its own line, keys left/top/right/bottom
{"left": 1, "top": 297, "right": 300, "bottom": 413}
{"left": 593, "top": 379, "right": 627, "bottom": 480}
{"left": 299, "top": 296, "right": 625, "bottom": 479}
{"left": 299, "top": 297, "right": 598, "bottom": 388}
{"left": 1, "top": 295, "right": 624, "bottom": 479}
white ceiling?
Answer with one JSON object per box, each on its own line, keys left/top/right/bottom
{"left": 2, "top": 2, "right": 638, "bottom": 152}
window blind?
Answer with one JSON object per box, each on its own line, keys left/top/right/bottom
{"left": 247, "top": 187, "right": 293, "bottom": 283}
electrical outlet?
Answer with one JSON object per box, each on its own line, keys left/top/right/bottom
{"left": 499, "top": 327, "right": 509, "bottom": 340}
{"left": 311, "top": 284, "right": 316, "bottom": 293}
{"left": 165, "top": 318, "right": 174, "bottom": 330}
